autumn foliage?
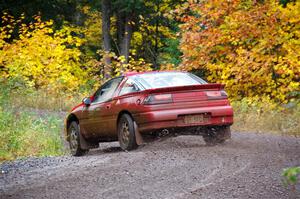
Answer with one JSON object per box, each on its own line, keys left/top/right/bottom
{"left": 0, "top": 11, "right": 153, "bottom": 93}
{"left": 179, "top": 0, "right": 300, "bottom": 103}
{"left": 0, "top": 1, "right": 299, "bottom": 104}
{"left": 0, "top": 13, "right": 90, "bottom": 93}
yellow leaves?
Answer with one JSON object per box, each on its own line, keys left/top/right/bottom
{"left": 118, "top": 55, "right": 126, "bottom": 63}
{"left": 46, "top": 20, "right": 53, "bottom": 26}
{"left": 95, "top": 50, "right": 152, "bottom": 82}
{"left": 288, "top": 82, "right": 300, "bottom": 91}
{"left": 132, "top": 32, "right": 143, "bottom": 46}
{"left": 0, "top": 14, "right": 87, "bottom": 93}
{"left": 79, "top": 6, "right": 102, "bottom": 47}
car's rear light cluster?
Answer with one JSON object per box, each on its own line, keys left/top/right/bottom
{"left": 144, "top": 94, "right": 173, "bottom": 105}
{"left": 206, "top": 90, "right": 228, "bottom": 99}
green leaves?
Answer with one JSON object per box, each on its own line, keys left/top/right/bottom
{"left": 282, "top": 167, "right": 300, "bottom": 186}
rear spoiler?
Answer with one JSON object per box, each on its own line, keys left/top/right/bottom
{"left": 144, "top": 84, "right": 225, "bottom": 94}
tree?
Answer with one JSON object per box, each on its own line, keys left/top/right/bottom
{"left": 112, "top": 0, "right": 145, "bottom": 65}
{"left": 100, "top": 0, "right": 184, "bottom": 70}
{"left": 101, "top": 0, "right": 112, "bottom": 78}
{"left": 179, "top": 0, "right": 300, "bottom": 103}
{"left": 1, "top": 0, "right": 185, "bottom": 83}
{"left": 0, "top": 14, "right": 88, "bottom": 92}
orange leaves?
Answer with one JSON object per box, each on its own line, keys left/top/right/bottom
{"left": 179, "top": 0, "right": 300, "bottom": 103}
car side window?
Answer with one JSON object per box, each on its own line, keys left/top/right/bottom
{"left": 119, "top": 78, "right": 140, "bottom": 96}
{"left": 93, "top": 77, "right": 123, "bottom": 103}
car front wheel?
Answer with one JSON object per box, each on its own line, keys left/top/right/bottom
{"left": 68, "top": 121, "right": 89, "bottom": 156}
{"left": 118, "top": 114, "right": 138, "bottom": 151}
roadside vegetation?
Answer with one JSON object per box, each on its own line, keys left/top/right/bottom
{"left": 232, "top": 98, "right": 300, "bottom": 136}
{"left": 0, "top": 107, "right": 64, "bottom": 161}
{"left": 282, "top": 166, "right": 300, "bottom": 191}
{"left": 0, "top": 81, "right": 65, "bottom": 161}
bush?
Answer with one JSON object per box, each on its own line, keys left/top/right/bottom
{"left": 282, "top": 167, "right": 300, "bottom": 189}
{"left": 0, "top": 13, "right": 89, "bottom": 93}
{"left": 179, "top": 0, "right": 300, "bottom": 103}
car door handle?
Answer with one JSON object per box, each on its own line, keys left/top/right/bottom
{"left": 106, "top": 105, "right": 111, "bottom": 109}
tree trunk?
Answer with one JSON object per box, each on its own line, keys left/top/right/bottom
{"left": 116, "top": 11, "right": 125, "bottom": 55}
{"left": 120, "top": 14, "right": 133, "bottom": 66}
{"left": 153, "top": 0, "right": 160, "bottom": 69}
{"left": 101, "top": 0, "right": 111, "bottom": 78}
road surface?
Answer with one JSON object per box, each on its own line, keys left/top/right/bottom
{"left": 1, "top": 132, "right": 299, "bottom": 199}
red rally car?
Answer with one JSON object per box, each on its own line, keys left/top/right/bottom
{"left": 64, "top": 71, "right": 233, "bottom": 156}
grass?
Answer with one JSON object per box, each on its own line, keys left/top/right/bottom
{"left": 0, "top": 107, "right": 65, "bottom": 161}
{"left": 7, "top": 88, "right": 83, "bottom": 112}
{"left": 0, "top": 78, "right": 85, "bottom": 112}
{"left": 0, "top": 81, "right": 68, "bottom": 162}
{"left": 232, "top": 99, "right": 300, "bottom": 136}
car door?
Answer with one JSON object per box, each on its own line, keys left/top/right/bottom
{"left": 87, "top": 77, "right": 123, "bottom": 138}
{"left": 105, "top": 77, "right": 143, "bottom": 134}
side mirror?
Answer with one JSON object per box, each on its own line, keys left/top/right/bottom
{"left": 82, "top": 97, "right": 91, "bottom": 106}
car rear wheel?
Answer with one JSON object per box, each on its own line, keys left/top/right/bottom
{"left": 118, "top": 114, "right": 138, "bottom": 151}
{"left": 68, "top": 121, "right": 89, "bottom": 156}
{"left": 203, "top": 126, "right": 231, "bottom": 146}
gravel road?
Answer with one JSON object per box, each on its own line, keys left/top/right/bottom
{"left": 0, "top": 132, "right": 299, "bottom": 199}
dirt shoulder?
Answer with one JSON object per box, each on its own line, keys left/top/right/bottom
{"left": 1, "top": 132, "right": 299, "bottom": 199}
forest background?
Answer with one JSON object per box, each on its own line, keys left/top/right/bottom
{"left": 0, "top": 0, "right": 299, "bottom": 165}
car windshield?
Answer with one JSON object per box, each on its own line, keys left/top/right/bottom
{"left": 134, "top": 72, "right": 206, "bottom": 89}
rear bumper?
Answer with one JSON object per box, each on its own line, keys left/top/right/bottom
{"left": 134, "top": 105, "right": 233, "bottom": 132}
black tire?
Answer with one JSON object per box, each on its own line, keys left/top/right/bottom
{"left": 203, "top": 126, "right": 231, "bottom": 146}
{"left": 216, "top": 126, "right": 231, "bottom": 143}
{"left": 203, "top": 133, "right": 218, "bottom": 146}
{"left": 118, "top": 114, "right": 138, "bottom": 151}
{"left": 68, "top": 121, "right": 89, "bottom": 156}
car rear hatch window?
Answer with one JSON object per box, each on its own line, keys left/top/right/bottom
{"left": 134, "top": 72, "right": 206, "bottom": 89}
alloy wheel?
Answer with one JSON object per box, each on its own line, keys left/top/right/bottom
{"left": 121, "top": 121, "right": 130, "bottom": 146}
{"left": 69, "top": 126, "right": 78, "bottom": 152}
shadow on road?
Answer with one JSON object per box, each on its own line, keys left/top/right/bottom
{"left": 85, "top": 135, "right": 223, "bottom": 156}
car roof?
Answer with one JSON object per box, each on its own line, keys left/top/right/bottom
{"left": 123, "top": 70, "right": 186, "bottom": 77}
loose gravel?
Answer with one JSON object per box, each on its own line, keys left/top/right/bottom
{"left": 0, "top": 132, "right": 299, "bottom": 199}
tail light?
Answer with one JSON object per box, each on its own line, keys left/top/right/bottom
{"left": 206, "top": 90, "right": 227, "bottom": 99}
{"left": 144, "top": 94, "right": 173, "bottom": 105}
